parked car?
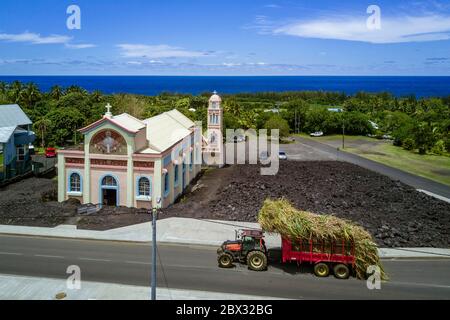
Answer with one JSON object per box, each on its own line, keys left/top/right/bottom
{"left": 45, "top": 147, "right": 57, "bottom": 158}
{"left": 278, "top": 151, "right": 287, "bottom": 160}
{"left": 310, "top": 131, "right": 324, "bottom": 137}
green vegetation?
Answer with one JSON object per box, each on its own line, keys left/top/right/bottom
{"left": 312, "top": 134, "right": 450, "bottom": 186}
{"left": 258, "top": 198, "right": 387, "bottom": 280}
{"left": 346, "top": 143, "right": 450, "bottom": 186}
{"left": 0, "top": 80, "right": 448, "bottom": 161}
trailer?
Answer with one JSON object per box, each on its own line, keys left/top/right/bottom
{"left": 281, "top": 237, "right": 355, "bottom": 279}
{"left": 217, "top": 229, "right": 356, "bottom": 279}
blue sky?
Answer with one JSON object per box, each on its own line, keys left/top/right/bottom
{"left": 0, "top": 0, "right": 450, "bottom": 75}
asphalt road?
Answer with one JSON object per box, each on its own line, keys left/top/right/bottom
{"left": 1, "top": 235, "right": 449, "bottom": 299}
{"left": 289, "top": 137, "right": 450, "bottom": 199}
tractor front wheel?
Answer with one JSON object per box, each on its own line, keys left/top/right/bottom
{"left": 247, "top": 251, "right": 267, "bottom": 271}
{"left": 314, "top": 262, "right": 330, "bottom": 277}
{"left": 218, "top": 253, "right": 234, "bottom": 268}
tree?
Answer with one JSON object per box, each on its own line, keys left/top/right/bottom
{"left": 412, "top": 122, "right": 438, "bottom": 154}
{"left": 8, "top": 80, "right": 22, "bottom": 103}
{"left": 33, "top": 118, "right": 52, "bottom": 147}
{"left": 50, "top": 85, "right": 63, "bottom": 100}
{"left": 304, "top": 107, "right": 331, "bottom": 133}
{"left": 113, "top": 94, "right": 147, "bottom": 119}
{"left": 19, "top": 83, "right": 41, "bottom": 108}
{"left": 264, "top": 115, "right": 290, "bottom": 138}
{"left": 46, "top": 108, "right": 86, "bottom": 145}
{"left": 284, "top": 99, "right": 308, "bottom": 133}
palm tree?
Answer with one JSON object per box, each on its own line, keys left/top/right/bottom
{"left": 19, "top": 83, "right": 41, "bottom": 108}
{"left": 65, "top": 85, "right": 87, "bottom": 95}
{"left": 50, "top": 85, "right": 63, "bottom": 100}
{"left": 0, "top": 81, "right": 6, "bottom": 94}
{"left": 91, "top": 90, "right": 103, "bottom": 103}
{"left": 33, "top": 118, "right": 52, "bottom": 148}
{"left": 8, "top": 80, "right": 22, "bottom": 103}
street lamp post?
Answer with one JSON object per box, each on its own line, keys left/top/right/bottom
{"left": 151, "top": 197, "right": 161, "bottom": 300}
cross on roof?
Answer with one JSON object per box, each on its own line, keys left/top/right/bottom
{"left": 105, "top": 103, "right": 113, "bottom": 118}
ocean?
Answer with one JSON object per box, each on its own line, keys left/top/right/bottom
{"left": 0, "top": 76, "right": 449, "bottom": 98}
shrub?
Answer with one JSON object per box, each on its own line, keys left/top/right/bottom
{"left": 402, "top": 138, "right": 415, "bottom": 151}
{"left": 431, "top": 140, "right": 446, "bottom": 155}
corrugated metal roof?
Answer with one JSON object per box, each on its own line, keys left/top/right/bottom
{"left": 165, "top": 109, "right": 196, "bottom": 129}
{"left": 0, "top": 104, "right": 32, "bottom": 128}
{"left": 111, "top": 113, "right": 146, "bottom": 132}
{"left": 144, "top": 112, "right": 191, "bottom": 152}
{"left": 0, "top": 126, "right": 16, "bottom": 143}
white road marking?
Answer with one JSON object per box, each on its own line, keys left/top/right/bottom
{"left": 416, "top": 189, "right": 450, "bottom": 204}
{"left": 79, "top": 257, "right": 111, "bottom": 262}
{"left": 34, "top": 254, "right": 64, "bottom": 259}
{"left": 125, "top": 261, "right": 151, "bottom": 265}
{"left": 0, "top": 252, "right": 22, "bottom": 256}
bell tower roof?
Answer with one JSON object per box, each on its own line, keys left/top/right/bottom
{"left": 209, "top": 91, "right": 222, "bottom": 103}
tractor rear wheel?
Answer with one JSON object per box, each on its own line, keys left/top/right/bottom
{"left": 333, "top": 264, "right": 350, "bottom": 279}
{"left": 247, "top": 251, "right": 267, "bottom": 271}
{"left": 218, "top": 253, "right": 234, "bottom": 268}
{"left": 314, "top": 262, "right": 330, "bottom": 277}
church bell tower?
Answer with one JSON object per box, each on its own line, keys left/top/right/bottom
{"left": 205, "top": 91, "right": 224, "bottom": 166}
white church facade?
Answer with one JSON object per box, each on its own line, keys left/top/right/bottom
{"left": 57, "top": 92, "right": 223, "bottom": 209}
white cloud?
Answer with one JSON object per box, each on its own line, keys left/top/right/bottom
{"left": 274, "top": 15, "right": 450, "bottom": 43}
{"left": 0, "top": 31, "right": 95, "bottom": 49}
{"left": 0, "top": 32, "right": 71, "bottom": 44}
{"left": 117, "top": 44, "right": 209, "bottom": 59}
{"left": 65, "top": 43, "right": 96, "bottom": 49}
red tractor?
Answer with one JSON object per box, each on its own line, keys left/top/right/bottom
{"left": 217, "top": 229, "right": 268, "bottom": 271}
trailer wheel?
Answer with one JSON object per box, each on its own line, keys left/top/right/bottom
{"left": 218, "top": 253, "right": 234, "bottom": 268}
{"left": 333, "top": 264, "right": 350, "bottom": 279}
{"left": 247, "top": 251, "right": 267, "bottom": 271}
{"left": 314, "top": 262, "right": 330, "bottom": 277}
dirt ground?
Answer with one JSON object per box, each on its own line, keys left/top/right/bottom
{"left": 0, "top": 177, "right": 76, "bottom": 227}
{"left": 1, "top": 161, "right": 449, "bottom": 248}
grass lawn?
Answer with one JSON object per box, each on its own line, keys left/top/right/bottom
{"left": 298, "top": 134, "right": 450, "bottom": 186}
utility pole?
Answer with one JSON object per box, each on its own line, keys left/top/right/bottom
{"left": 151, "top": 197, "right": 161, "bottom": 300}
{"left": 342, "top": 121, "right": 345, "bottom": 149}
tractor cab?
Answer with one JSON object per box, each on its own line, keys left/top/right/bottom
{"left": 217, "top": 229, "right": 268, "bottom": 271}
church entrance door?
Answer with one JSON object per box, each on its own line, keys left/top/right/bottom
{"left": 102, "top": 189, "right": 117, "bottom": 206}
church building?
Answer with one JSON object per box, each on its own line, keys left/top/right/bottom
{"left": 57, "top": 92, "right": 223, "bottom": 209}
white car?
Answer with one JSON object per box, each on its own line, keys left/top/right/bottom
{"left": 310, "top": 131, "right": 324, "bottom": 137}
{"left": 278, "top": 151, "right": 287, "bottom": 160}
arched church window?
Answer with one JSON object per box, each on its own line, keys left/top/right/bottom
{"left": 138, "top": 177, "right": 151, "bottom": 196}
{"left": 102, "top": 175, "right": 117, "bottom": 186}
{"left": 90, "top": 130, "right": 127, "bottom": 155}
{"left": 69, "top": 173, "right": 81, "bottom": 192}
{"left": 164, "top": 173, "right": 169, "bottom": 197}
{"left": 174, "top": 164, "right": 179, "bottom": 185}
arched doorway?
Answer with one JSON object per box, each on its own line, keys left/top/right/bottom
{"left": 100, "top": 175, "right": 119, "bottom": 207}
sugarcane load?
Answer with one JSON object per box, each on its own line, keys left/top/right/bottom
{"left": 217, "top": 198, "right": 387, "bottom": 280}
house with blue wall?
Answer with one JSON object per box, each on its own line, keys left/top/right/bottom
{"left": 0, "top": 104, "right": 36, "bottom": 183}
